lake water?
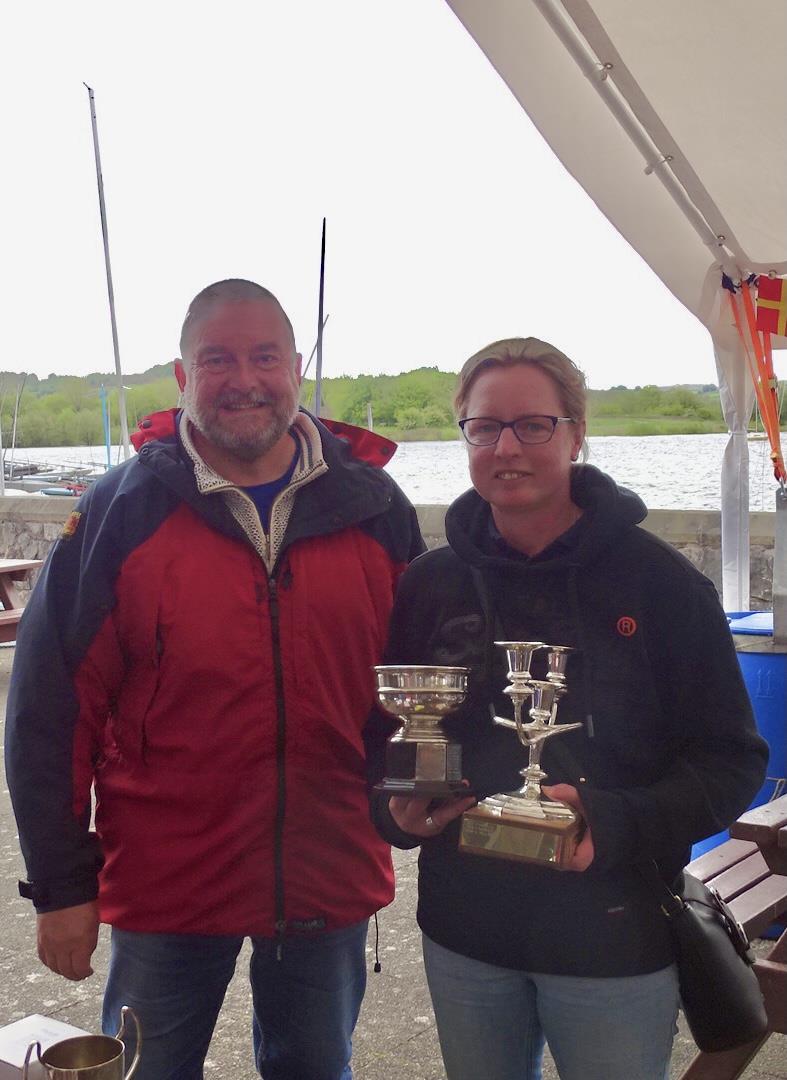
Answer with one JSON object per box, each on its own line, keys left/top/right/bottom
{"left": 386, "top": 434, "right": 782, "bottom": 511}
{"left": 6, "top": 433, "right": 783, "bottom": 511}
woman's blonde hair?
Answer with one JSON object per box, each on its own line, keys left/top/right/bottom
{"left": 454, "top": 337, "right": 587, "bottom": 421}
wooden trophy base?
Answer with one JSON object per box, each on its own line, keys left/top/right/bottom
{"left": 458, "top": 801, "right": 582, "bottom": 869}
{"left": 374, "top": 737, "right": 465, "bottom": 797}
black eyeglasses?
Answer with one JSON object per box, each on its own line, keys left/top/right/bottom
{"left": 458, "top": 415, "right": 576, "bottom": 446}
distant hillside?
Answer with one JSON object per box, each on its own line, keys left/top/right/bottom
{"left": 0, "top": 364, "right": 772, "bottom": 447}
{"left": 2, "top": 364, "right": 176, "bottom": 396}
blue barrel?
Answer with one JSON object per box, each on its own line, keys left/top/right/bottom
{"left": 690, "top": 610, "right": 787, "bottom": 859}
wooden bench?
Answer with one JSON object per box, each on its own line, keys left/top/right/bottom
{"left": 679, "top": 794, "right": 787, "bottom": 1078}
{"left": 0, "top": 557, "right": 42, "bottom": 643}
{"left": 0, "top": 608, "right": 23, "bottom": 643}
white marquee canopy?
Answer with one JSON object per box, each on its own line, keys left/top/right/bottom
{"left": 445, "top": 0, "right": 787, "bottom": 614}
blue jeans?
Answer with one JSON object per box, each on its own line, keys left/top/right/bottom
{"left": 423, "top": 934, "right": 679, "bottom": 1080}
{"left": 102, "top": 922, "right": 368, "bottom": 1080}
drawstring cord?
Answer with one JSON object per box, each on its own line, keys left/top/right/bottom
{"left": 470, "top": 564, "right": 595, "bottom": 738}
{"left": 469, "top": 567, "right": 504, "bottom": 711}
{"left": 373, "top": 912, "right": 381, "bottom": 973}
{"left": 566, "top": 564, "right": 594, "bottom": 739}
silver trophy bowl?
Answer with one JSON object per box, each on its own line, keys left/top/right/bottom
{"left": 374, "top": 665, "right": 469, "bottom": 795}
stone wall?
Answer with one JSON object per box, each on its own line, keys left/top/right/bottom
{"left": 0, "top": 497, "right": 777, "bottom": 607}
{"left": 414, "top": 505, "right": 776, "bottom": 608}
{"left": 0, "top": 498, "right": 77, "bottom": 565}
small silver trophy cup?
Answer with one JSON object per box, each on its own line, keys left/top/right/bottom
{"left": 374, "top": 665, "right": 469, "bottom": 795}
{"left": 459, "top": 642, "right": 583, "bottom": 869}
{"left": 23, "top": 1006, "right": 141, "bottom": 1079}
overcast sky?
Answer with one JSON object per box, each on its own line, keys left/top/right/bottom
{"left": 2, "top": 0, "right": 718, "bottom": 390}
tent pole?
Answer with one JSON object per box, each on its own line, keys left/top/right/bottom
{"left": 774, "top": 489, "right": 787, "bottom": 644}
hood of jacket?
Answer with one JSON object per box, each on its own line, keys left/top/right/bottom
{"left": 130, "top": 407, "right": 398, "bottom": 467}
{"left": 444, "top": 463, "right": 647, "bottom": 573}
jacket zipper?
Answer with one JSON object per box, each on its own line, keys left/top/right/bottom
{"left": 267, "top": 575, "right": 288, "bottom": 959}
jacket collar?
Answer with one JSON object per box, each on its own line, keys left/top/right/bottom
{"left": 136, "top": 407, "right": 400, "bottom": 544}
{"left": 178, "top": 410, "right": 328, "bottom": 496}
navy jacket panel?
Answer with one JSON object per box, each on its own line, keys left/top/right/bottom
{"left": 7, "top": 416, "right": 424, "bottom": 923}
{"left": 370, "top": 464, "right": 767, "bottom": 976}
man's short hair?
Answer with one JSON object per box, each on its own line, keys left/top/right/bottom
{"left": 179, "top": 279, "right": 296, "bottom": 355}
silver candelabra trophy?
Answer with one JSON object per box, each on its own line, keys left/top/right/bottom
{"left": 459, "top": 642, "right": 584, "bottom": 869}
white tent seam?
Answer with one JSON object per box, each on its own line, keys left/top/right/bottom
{"left": 532, "top": 0, "right": 758, "bottom": 279}
{"left": 560, "top": 0, "right": 754, "bottom": 268}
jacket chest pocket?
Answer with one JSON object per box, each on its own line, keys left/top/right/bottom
{"left": 107, "top": 655, "right": 162, "bottom": 764}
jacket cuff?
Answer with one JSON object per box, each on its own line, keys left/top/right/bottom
{"left": 370, "top": 792, "right": 423, "bottom": 850}
{"left": 19, "top": 874, "right": 100, "bottom": 914}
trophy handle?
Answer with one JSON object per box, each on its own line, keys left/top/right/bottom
{"left": 116, "top": 1005, "right": 142, "bottom": 1079}
{"left": 22, "top": 1042, "right": 42, "bottom": 1080}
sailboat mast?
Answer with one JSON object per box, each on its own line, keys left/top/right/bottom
{"left": 9, "top": 373, "right": 27, "bottom": 477}
{"left": 84, "top": 84, "right": 131, "bottom": 461}
{"left": 314, "top": 217, "right": 326, "bottom": 417}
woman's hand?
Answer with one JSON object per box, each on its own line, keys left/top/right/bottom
{"left": 389, "top": 787, "right": 477, "bottom": 838}
{"left": 542, "top": 783, "right": 595, "bottom": 871}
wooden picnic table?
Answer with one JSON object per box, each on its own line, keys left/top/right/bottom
{"left": 680, "top": 794, "right": 787, "bottom": 1078}
{"left": 0, "top": 558, "right": 43, "bottom": 643}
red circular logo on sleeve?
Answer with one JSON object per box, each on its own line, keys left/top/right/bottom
{"left": 616, "top": 616, "right": 637, "bottom": 637}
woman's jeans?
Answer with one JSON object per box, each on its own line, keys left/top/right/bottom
{"left": 423, "top": 934, "right": 680, "bottom": 1080}
{"left": 102, "top": 921, "right": 368, "bottom": 1080}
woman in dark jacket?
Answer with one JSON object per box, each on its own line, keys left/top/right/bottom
{"left": 371, "top": 337, "right": 767, "bottom": 1080}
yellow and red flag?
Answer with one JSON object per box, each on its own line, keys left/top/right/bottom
{"left": 756, "top": 276, "right": 787, "bottom": 337}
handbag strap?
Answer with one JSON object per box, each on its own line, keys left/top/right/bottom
{"left": 639, "top": 859, "right": 685, "bottom": 919}
{"left": 642, "top": 860, "right": 756, "bottom": 962}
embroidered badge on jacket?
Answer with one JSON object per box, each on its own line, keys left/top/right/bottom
{"left": 61, "top": 511, "right": 82, "bottom": 540}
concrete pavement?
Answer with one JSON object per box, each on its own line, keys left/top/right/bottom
{"left": 1, "top": 646, "right": 784, "bottom": 1078}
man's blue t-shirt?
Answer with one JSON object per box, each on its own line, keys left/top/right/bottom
{"left": 242, "top": 450, "right": 298, "bottom": 530}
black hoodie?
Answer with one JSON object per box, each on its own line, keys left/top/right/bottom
{"left": 370, "top": 465, "right": 767, "bottom": 976}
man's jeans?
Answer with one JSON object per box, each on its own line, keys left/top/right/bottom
{"left": 102, "top": 921, "right": 368, "bottom": 1080}
{"left": 423, "top": 934, "right": 680, "bottom": 1080}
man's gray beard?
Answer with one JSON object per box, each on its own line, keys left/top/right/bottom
{"left": 184, "top": 394, "right": 298, "bottom": 463}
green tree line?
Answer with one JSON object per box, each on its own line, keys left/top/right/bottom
{"left": 0, "top": 366, "right": 780, "bottom": 447}
{"left": 0, "top": 373, "right": 178, "bottom": 448}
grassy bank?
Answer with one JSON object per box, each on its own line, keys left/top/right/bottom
{"left": 585, "top": 416, "right": 726, "bottom": 437}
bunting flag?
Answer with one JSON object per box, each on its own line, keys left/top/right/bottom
{"left": 756, "top": 276, "right": 787, "bottom": 336}
{"left": 727, "top": 276, "right": 786, "bottom": 485}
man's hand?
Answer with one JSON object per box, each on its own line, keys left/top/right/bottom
{"left": 389, "top": 787, "right": 476, "bottom": 838}
{"left": 542, "top": 783, "right": 595, "bottom": 871}
{"left": 37, "top": 901, "right": 99, "bottom": 981}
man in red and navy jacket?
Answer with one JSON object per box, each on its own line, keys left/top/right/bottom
{"left": 6, "top": 279, "right": 424, "bottom": 1080}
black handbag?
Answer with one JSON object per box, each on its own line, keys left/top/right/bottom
{"left": 648, "top": 864, "right": 769, "bottom": 1053}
